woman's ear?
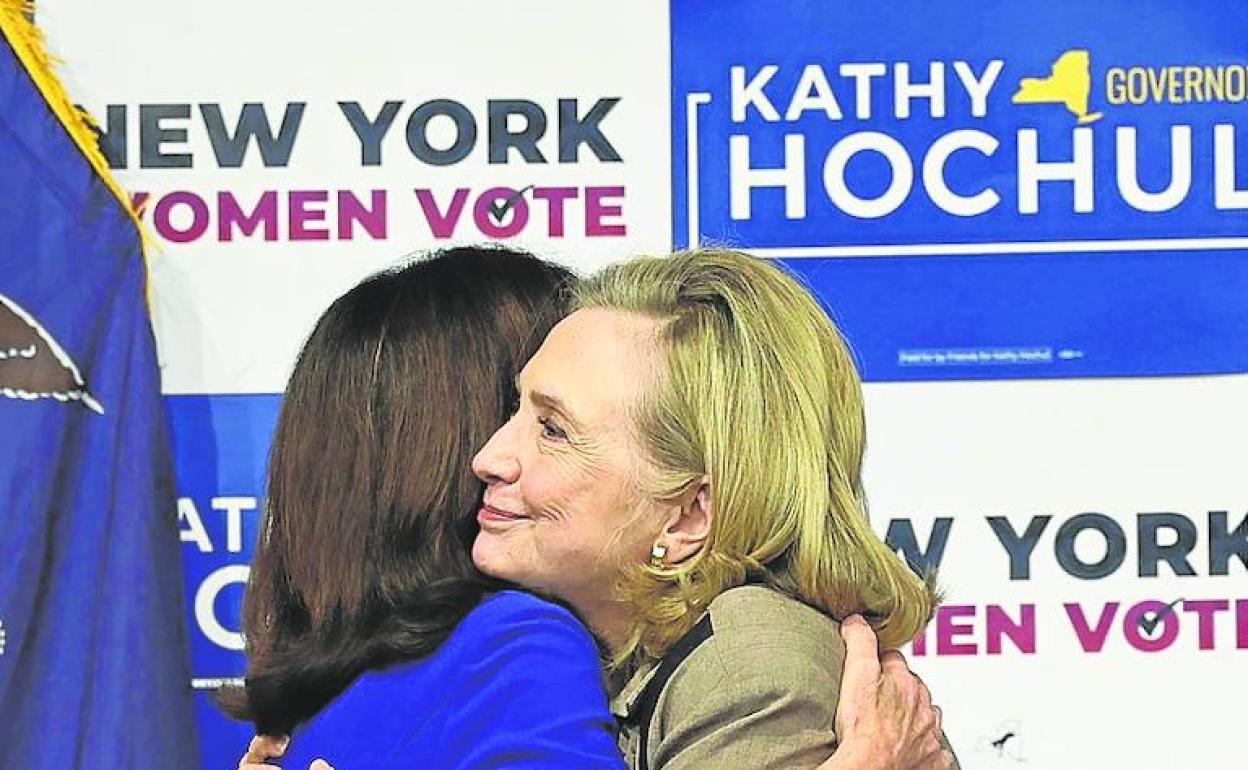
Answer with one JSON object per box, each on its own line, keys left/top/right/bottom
{"left": 656, "top": 476, "right": 712, "bottom": 566}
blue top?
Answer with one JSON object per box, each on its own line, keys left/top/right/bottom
{"left": 278, "top": 590, "right": 626, "bottom": 770}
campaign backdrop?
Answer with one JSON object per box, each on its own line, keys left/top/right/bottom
{"left": 38, "top": 2, "right": 1245, "bottom": 769}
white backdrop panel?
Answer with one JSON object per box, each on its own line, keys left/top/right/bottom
{"left": 42, "top": 0, "right": 673, "bottom": 394}
{"left": 864, "top": 374, "right": 1246, "bottom": 769}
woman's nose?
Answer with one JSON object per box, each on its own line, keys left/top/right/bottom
{"left": 472, "top": 419, "right": 520, "bottom": 485}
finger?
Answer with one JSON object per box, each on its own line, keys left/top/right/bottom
{"left": 878, "top": 649, "right": 915, "bottom": 706}
{"left": 241, "top": 736, "right": 264, "bottom": 764}
{"left": 241, "top": 735, "right": 289, "bottom": 764}
{"left": 932, "top": 703, "right": 943, "bottom": 730}
{"left": 838, "top": 614, "right": 882, "bottom": 697}
{"left": 880, "top": 648, "right": 910, "bottom": 677}
{"left": 311, "top": 760, "right": 337, "bottom": 770}
{"left": 240, "top": 738, "right": 264, "bottom": 765}
{"left": 880, "top": 651, "right": 933, "bottom": 712}
{"left": 938, "top": 748, "right": 955, "bottom": 770}
{"left": 239, "top": 765, "right": 282, "bottom": 770}
{"left": 912, "top": 671, "right": 934, "bottom": 711}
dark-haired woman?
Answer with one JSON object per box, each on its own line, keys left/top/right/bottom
{"left": 231, "top": 246, "right": 947, "bottom": 770}
{"left": 222, "top": 246, "right": 625, "bottom": 768}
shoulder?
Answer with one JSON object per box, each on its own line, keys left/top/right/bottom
{"left": 703, "top": 584, "right": 846, "bottom": 669}
{"left": 642, "top": 587, "right": 846, "bottom": 768}
{"left": 456, "top": 590, "right": 595, "bottom": 646}
{"left": 466, "top": 587, "right": 582, "bottom": 618}
{"left": 439, "top": 593, "right": 623, "bottom": 769}
{"left": 663, "top": 586, "right": 845, "bottom": 719}
{"left": 451, "top": 590, "right": 603, "bottom": 681}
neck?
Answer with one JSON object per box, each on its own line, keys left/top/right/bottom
{"left": 572, "top": 594, "right": 633, "bottom": 656}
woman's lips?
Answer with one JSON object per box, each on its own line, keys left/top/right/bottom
{"left": 477, "top": 503, "right": 528, "bottom": 526}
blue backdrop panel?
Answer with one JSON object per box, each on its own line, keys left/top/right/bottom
{"left": 168, "top": 393, "right": 282, "bottom": 770}
{"left": 672, "top": 0, "right": 1248, "bottom": 380}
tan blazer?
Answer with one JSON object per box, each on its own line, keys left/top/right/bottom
{"left": 610, "top": 585, "right": 959, "bottom": 770}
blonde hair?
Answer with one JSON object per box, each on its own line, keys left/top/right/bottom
{"left": 574, "top": 248, "right": 936, "bottom": 667}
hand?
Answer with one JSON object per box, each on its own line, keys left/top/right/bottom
{"left": 237, "top": 735, "right": 337, "bottom": 770}
{"left": 820, "top": 615, "right": 953, "bottom": 770}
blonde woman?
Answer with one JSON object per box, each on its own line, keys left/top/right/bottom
{"left": 242, "top": 248, "right": 953, "bottom": 770}
{"left": 470, "top": 248, "right": 955, "bottom": 769}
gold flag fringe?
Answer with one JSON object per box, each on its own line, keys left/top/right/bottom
{"left": 0, "top": 0, "right": 159, "bottom": 270}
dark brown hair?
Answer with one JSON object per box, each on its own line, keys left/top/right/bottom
{"left": 218, "top": 245, "right": 574, "bottom": 734}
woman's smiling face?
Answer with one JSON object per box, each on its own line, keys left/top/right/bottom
{"left": 470, "top": 308, "right": 667, "bottom": 637}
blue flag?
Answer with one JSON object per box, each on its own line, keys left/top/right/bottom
{"left": 0, "top": 9, "right": 200, "bottom": 769}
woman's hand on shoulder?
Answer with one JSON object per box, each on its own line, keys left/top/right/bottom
{"left": 237, "top": 734, "right": 336, "bottom": 770}
{"left": 821, "top": 616, "right": 954, "bottom": 770}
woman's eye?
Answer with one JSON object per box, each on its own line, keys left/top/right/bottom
{"left": 537, "top": 416, "right": 568, "bottom": 440}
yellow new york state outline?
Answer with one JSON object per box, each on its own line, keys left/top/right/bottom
{"left": 1012, "top": 48, "right": 1104, "bottom": 124}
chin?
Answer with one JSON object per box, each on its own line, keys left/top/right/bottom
{"left": 471, "top": 533, "right": 511, "bottom": 580}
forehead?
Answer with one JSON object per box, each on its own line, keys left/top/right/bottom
{"left": 521, "top": 308, "right": 661, "bottom": 421}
